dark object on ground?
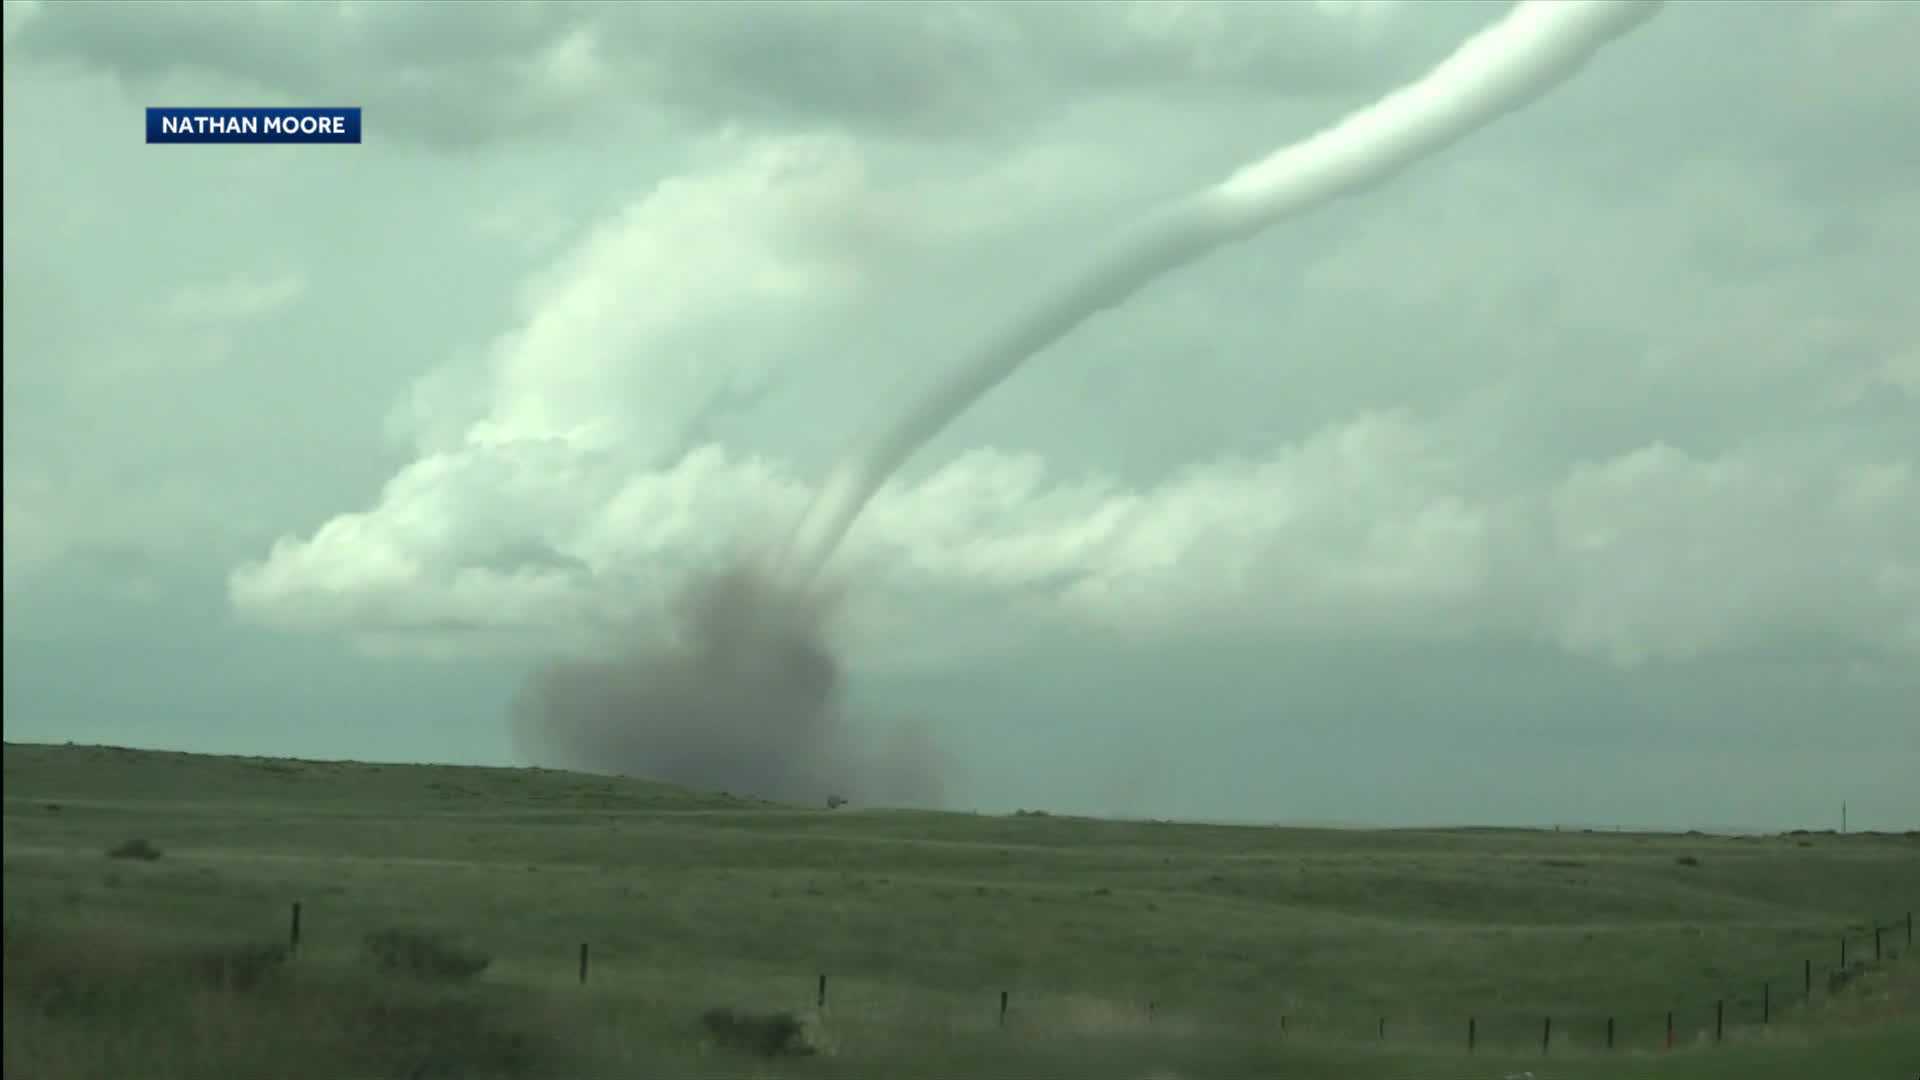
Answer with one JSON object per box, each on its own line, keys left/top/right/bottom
{"left": 826, "top": 794, "right": 847, "bottom": 810}
{"left": 1828, "top": 959, "right": 1878, "bottom": 995}
{"left": 182, "top": 942, "right": 289, "bottom": 992}
{"left": 363, "top": 929, "right": 491, "bottom": 982}
{"left": 106, "top": 838, "right": 162, "bottom": 861}
{"left": 701, "top": 1007, "right": 816, "bottom": 1057}
{"left": 1675, "top": 855, "right": 1701, "bottom": 868}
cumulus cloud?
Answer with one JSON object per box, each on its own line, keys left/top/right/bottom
{"left": 234, "top": 405, "right": 1920, "bottom": 670}
{"left": 160, "top": 271, "right": 306, "bottom": 323}
{"left": 4, "top": 0, "right": 1911, "bottom": 687}
{"left": 10, "top": 0, "right": 1447, "bottom": 146}
{"left": 220, "top": 2, "right": 1917, "bottom": 676}
{"left": 1544, "top": 445, "right": 1920, "bottom": 666}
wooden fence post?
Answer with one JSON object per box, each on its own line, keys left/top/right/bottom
{"left": 1715, "top": 999, "right": 1723, "bottom": 1044}
{"left": 999, "top": 990, "right": 1009, "bottom": 1028}
{"left": 1762, "top": 981, "right": 1770, "bottom": 1024}
{"left": 1542, "top": 1015, "right": 1552, "bottom": 1054}
{"left": 1468, "top": 1016, "right": 1475, "bottom": 1053}
{"left": 578, "top": 942, "right": 589, "bottom": 985}
{"left": 1665, "top": 1010, "right": 1674, "bottom": 1050}
{"left": 1606, "top": 1016, "right": 1614, "bottom": 1049}
{"left": 288, "top": 901, "right": 302, "bottom": 955}
{"left": 817, "top": 973, "right": 827, "bottom": 1010}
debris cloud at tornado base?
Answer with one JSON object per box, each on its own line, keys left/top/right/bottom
{"left": 513, "top": 562, "right": 947, "bottom": 806}
{"left": 513, "top": 2, "right": 1664, "bottom": 805}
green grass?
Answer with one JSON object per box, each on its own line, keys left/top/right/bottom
{"left": 5, "top": 741, "right": 1916, "bottom": 1078}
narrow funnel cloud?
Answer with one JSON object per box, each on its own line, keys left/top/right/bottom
{"left": 783, "top": 0, "right": 1663, "bottom": 580}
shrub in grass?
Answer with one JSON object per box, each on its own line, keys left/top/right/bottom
{"left": 357, "top": 996, "right": 542, "bottom": 1077}
{"left": 5, "top": 923, "right": 557, "bottom": 1079}
{"left": 181, "top": 942, "right": 290, "bottom": 992}
{"left": 701, "top": 1006, "right": 819, "bottom": 1057}
{"left": 1675, "top": 855, "right": 1701, "bottom": 868}
{"left": 362, "top": 929, "right": 491, "bottom": 982}
{"left": 106, "top": 837, "right": 162, "bottom": 861}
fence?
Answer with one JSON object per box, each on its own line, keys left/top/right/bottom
{"left": 273, "top": 901, "right": 1911, "bottom": 1054}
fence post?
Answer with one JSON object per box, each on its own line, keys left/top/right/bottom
{"left": 1147, "top": 1001, "right": 1156, "bottom": 1024}
{"left": 1468, "top": 1016, "right": 1475, "bottom": 1053}
{"left": 999, "top": 990, "right": 1009, "bottom": 1028}
{"left": 1908, "top": 910, "right": 1914, "bottom": 948}
{"left": 1606, "top": 1016, "right": 1614, "bottom": 1049}
{"left": 1665, "top": 1010, "right": 1674, "bottom": 1050}
{"left": 1805, "top": 957, "right": 1812, "bottom": 997}
{"left": 1874, "top": 926, "right": 1882, "bottom": 963}
{"left": 1280, "top": 1014, "right": 1288, "bottom": 1037}
{"left": 1763, "top": 981, "right": 1770, "bottom": 1024}
{"left": 1715, "top": 999, "right": 1723, "bottom": 1044}
{"left": 817, "top": 973, "right": 827, "bottom": 1011}
{"left": 1542, "top": 1015, "right": 1552, "bottom": 1055}
{"left": 1378, "top": 1017, "right": 1386, "bottom": 1041}
{"left": 288, "top": 901, "right": 302, "bottom": 955}
{"left": 578, "top": 942, "right": 589, "bottom": 985}
{"left": 1841, "top": 935, "right": 1848, "bottom": 969}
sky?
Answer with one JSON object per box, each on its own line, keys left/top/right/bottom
{"left": 3, "top": 0, "right": 1915, "bottom": 831}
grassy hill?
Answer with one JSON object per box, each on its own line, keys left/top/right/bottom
{"left": 4, "top": 741, "right": 1915, "bottom": 1078}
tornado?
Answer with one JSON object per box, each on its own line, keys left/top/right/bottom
{"left": 782, "top": 0, "right": 1664, "bottom": 580}
{"left": 518, "top": 1, "right": 1661, "bottom": 804}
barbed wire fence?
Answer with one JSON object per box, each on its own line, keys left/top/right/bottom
{"left": 275, "top": 898, "right": 1911, "bottom": 1056}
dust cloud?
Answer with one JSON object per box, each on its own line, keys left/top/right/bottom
{"left": 512, "top": 561, "right": 946, "bottom": 806}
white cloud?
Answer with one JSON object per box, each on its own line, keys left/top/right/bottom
{"left": 8, "top": 0, "right": 1439, "bottom": 147}
{"left": 1544, "top": 445, "right": 1920, "bottom": 666}
{"left": 232, "top": 398, "right": 1920, "bottom": 669}
{"left": 2, "top": 461, "right": 62, "bottom": 589}
{"left": 1, "top": 0, "right": 40, "bottom": 47}
{"left": 160, "top": 271, "right": 306, "bottom": 323}
{"left": 1, "top": 1, "right": 1911, "bottom": 678}
{"left": 216, "top": 0, "right": 1919, "bottom": 671}
{"left": 402, "top": 135, "right": 918, "bottom": 452}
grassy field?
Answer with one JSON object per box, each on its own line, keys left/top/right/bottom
{"left": 4, "top": 741, "right": 1915, "bottom": 1079}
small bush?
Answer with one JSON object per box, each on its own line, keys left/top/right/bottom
{"left": 356, "top": 996, "right": 542, "bottom": 1076}
{"left": 181, "top": 943, "right": 289, "bottom": 993}
{"left": 701, "top": 1007, "right": 817, "bottom": 1057}
{"left": 826, "top": 794, "right": 847, "bottom": 810}
{"left": 362, "top": 929, "right": 490, "bottom": 982}
{"left": 4, "top": 923, "right": 557, "bottom": 1079}
{"left": 106, "top": 838, "right": 162, "bottom": 861}
{"left": 1675, "top": 855, "right": 1701, "bottom": 868}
